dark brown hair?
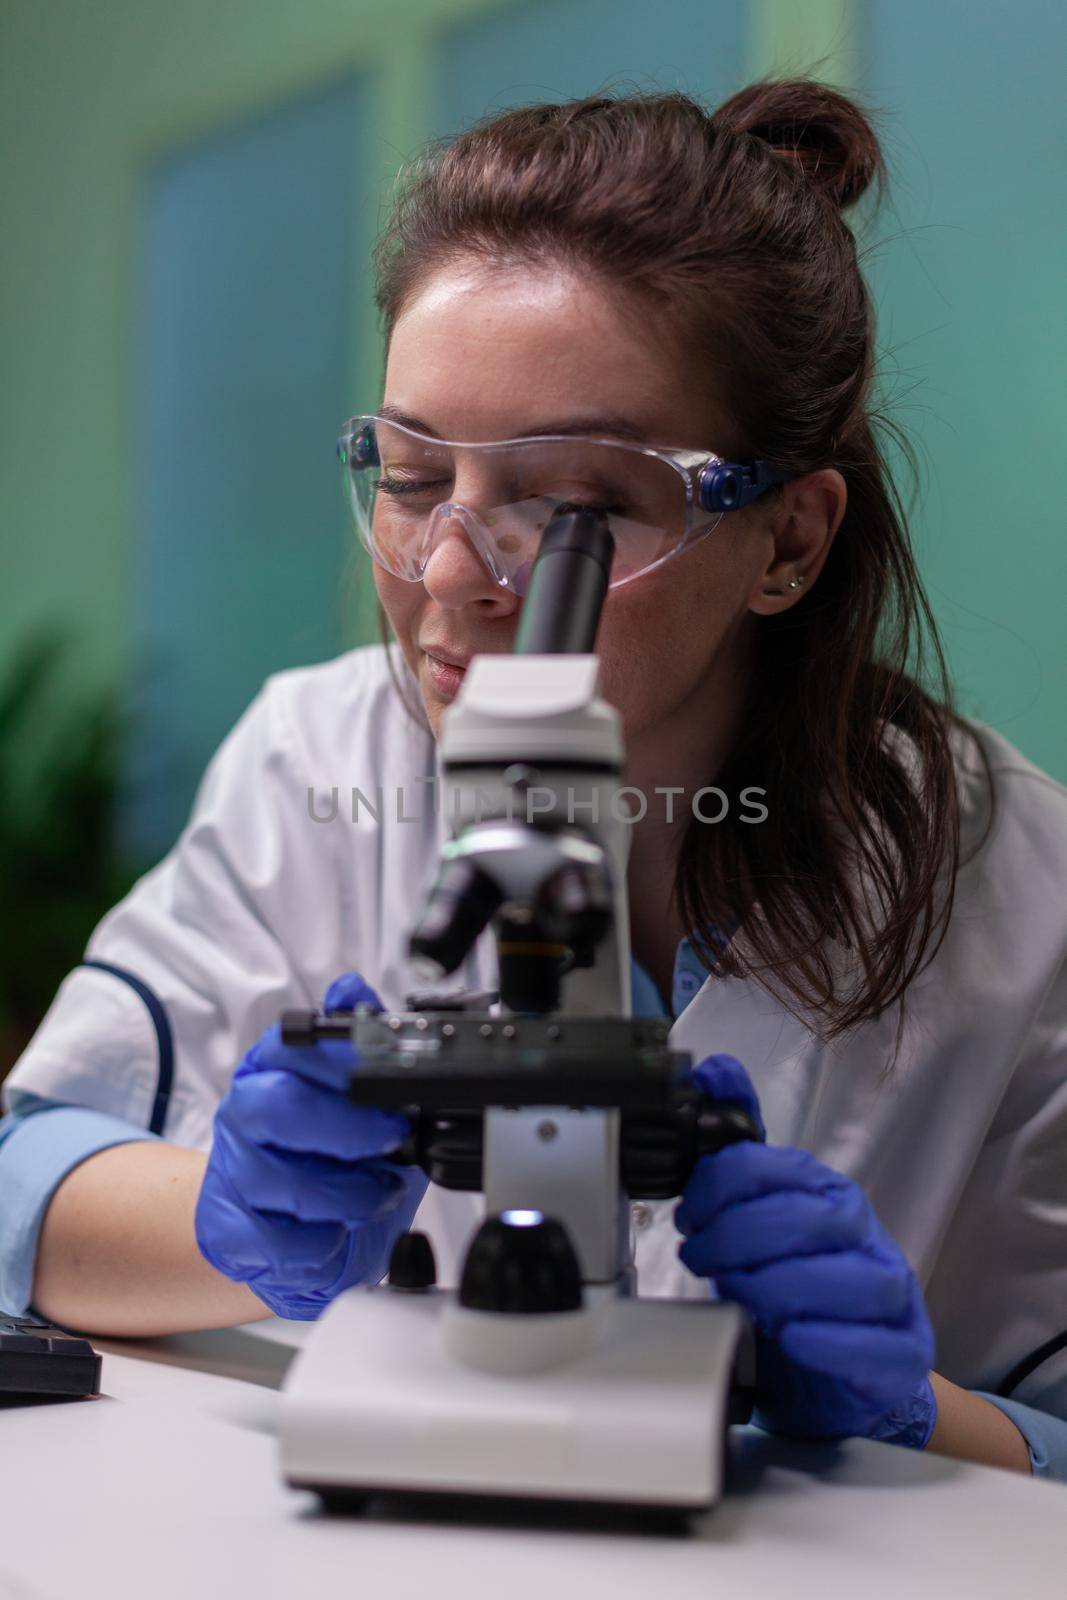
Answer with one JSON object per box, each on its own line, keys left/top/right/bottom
{"left": 372, "top": 78, "right": 989, "bottom": 1039}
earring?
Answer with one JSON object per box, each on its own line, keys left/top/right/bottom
{"left": 764, "top": 573, "right": 805, "bottom": 598}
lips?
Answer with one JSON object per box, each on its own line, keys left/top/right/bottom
{"left": 421, "top": 647, "right": 472, "bottom": 671}
{"left": 422, "top": 651, "right": 469, "bottom": 703}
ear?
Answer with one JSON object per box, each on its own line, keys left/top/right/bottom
{"left": 747, "top": 469, "right": 847, "bottom": 616}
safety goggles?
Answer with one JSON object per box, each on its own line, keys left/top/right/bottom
{"left": 338, "top": 413, "right": 796, "bottom": 593}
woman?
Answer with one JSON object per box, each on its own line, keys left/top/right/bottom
{"left": 3, "top": 79, "right": 1065, "bottom": 1478}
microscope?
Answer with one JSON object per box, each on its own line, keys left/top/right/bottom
{"left": 278, "top": 508, "right": 759, "bottom": 1516}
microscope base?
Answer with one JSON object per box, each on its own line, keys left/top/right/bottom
{"left": 279, "top": 1288, "right": 751, "bottom": 1512}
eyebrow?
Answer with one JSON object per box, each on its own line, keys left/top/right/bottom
{"left": 376, "top": 402, "right": 650, "bottom": 444}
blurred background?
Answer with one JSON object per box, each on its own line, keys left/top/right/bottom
{"left": 1, "top": 0, "right": 1064, "bottom": 1069}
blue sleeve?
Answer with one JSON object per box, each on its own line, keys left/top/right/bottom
{"left": 0, "top": 1099, "right": 160, "bottom": 1316}
{"left": 972, "top": 1391, "right": 1067, "bottom": 1481}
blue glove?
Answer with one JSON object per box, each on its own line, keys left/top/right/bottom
{"left": 675, "top": 1054, "right": 937, "bottom": 1448}
{"left": 195, "top": 972, "right": 427, "bottom": 1319}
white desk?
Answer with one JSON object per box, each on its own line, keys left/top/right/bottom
{"left": 3, "top": 1320, "right": 1066, "bottom": 1600}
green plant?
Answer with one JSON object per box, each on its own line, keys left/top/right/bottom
{"left": 0, "top": 626, "right": 142, "bottom": 1079}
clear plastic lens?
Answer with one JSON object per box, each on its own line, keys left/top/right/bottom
{"left": 341, "top": 417, "right": 718, "bottom": 590}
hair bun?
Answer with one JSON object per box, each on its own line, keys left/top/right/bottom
{"left": 713, "top": 77, "right": 885, "bottom": 211}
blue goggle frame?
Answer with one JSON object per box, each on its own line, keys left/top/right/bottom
{"left": 340, "top": 418, "right": 796, "bottom": 515}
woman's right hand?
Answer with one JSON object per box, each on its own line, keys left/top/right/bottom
{"left": 195, "top": 972, "right": 427, "bottom": 1319}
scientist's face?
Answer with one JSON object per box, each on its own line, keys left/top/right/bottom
{"left": 374, "top": 259, "right": 776, "bottom": 749}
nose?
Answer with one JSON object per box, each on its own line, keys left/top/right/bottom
{"left": 420, "top": 503, "right": 521, "bottom": 617}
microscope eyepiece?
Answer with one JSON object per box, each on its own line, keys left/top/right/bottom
{"left": 514, "top": 506, "right": 614, "bottom": 655}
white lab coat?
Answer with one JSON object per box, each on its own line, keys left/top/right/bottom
{"left": 6, "top": 642, "right": 1067, "bottom": 1417}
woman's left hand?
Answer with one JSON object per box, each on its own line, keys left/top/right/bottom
{"left": 675, "top": 1054, "right": 937, "bottom": 1447}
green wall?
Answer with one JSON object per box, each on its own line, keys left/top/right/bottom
{"left": 0, "top": 0, "right": 456, "bottom": 690}
{"left": 2, "top": 0, "right": 1064, "bottom": 792}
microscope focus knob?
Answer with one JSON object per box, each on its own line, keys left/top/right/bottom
{"left": 387, "top": 1231, "right": 437, "bottom": 1291}
{"left": 458, "top": 1211, "right": 583, "bottom": 1315}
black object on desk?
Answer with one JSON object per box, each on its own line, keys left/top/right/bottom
{"left": 0, "top": 1315, "right": 101, "bottom": 1399}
